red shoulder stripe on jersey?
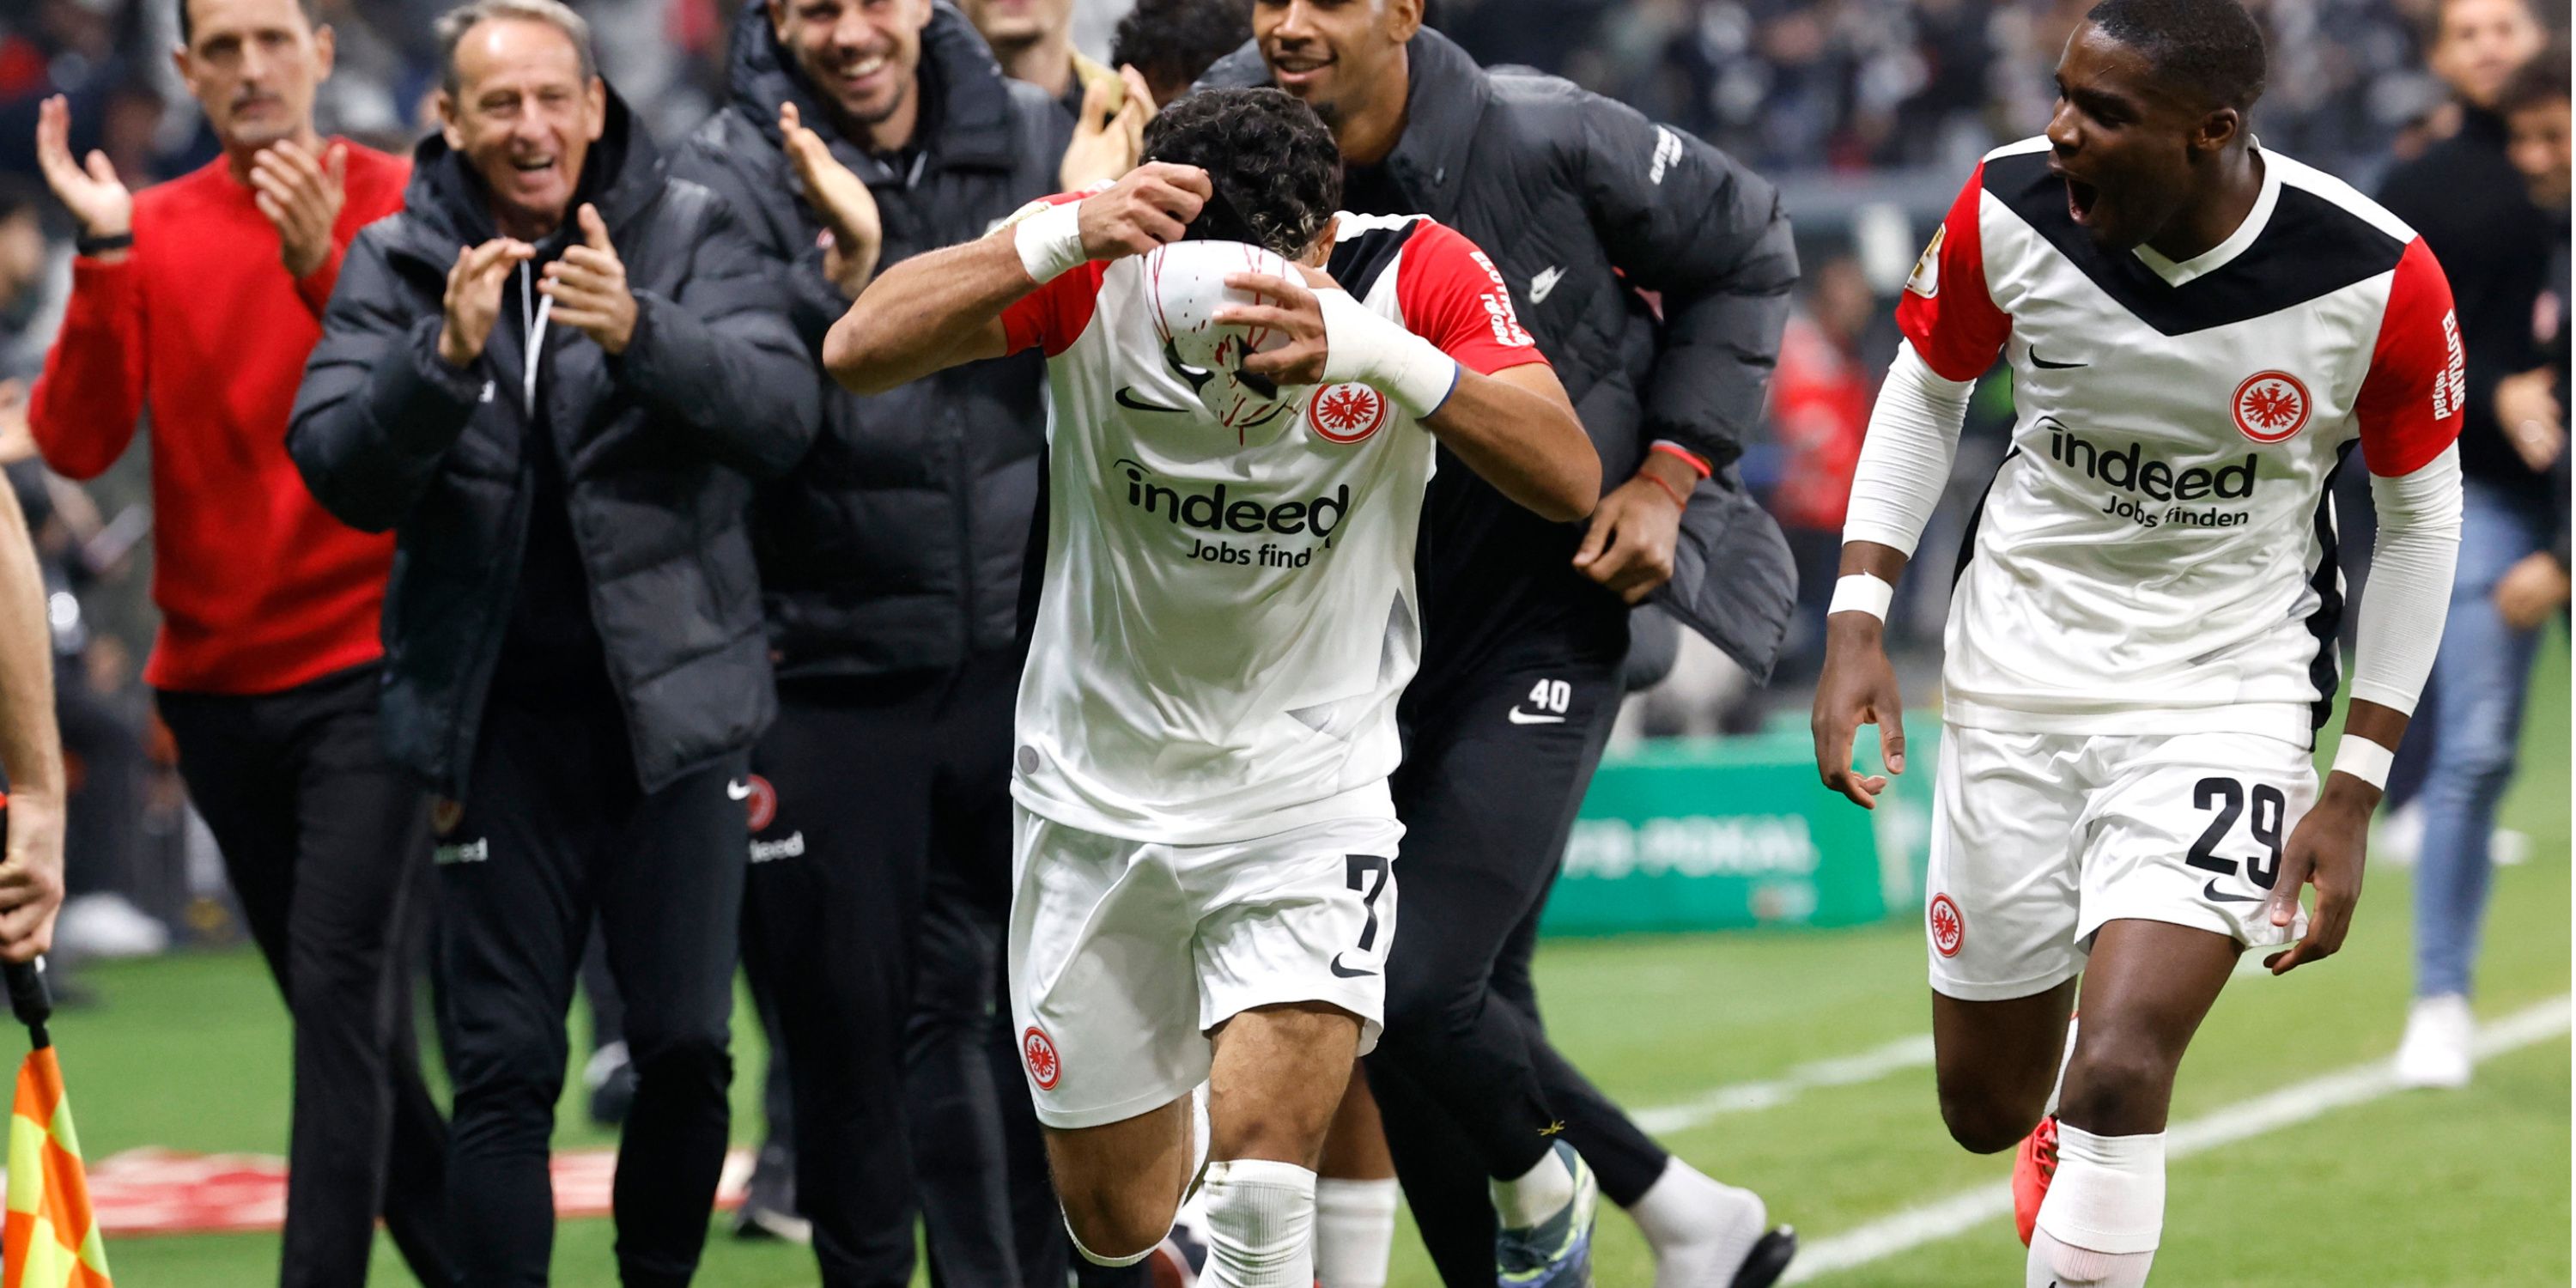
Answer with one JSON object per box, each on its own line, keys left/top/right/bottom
{"left": 1392, "top": 221, "right": 1549, "bottom": 376}
{"left": 1000, "top": 259, "right": 1109, "bottom": 359}
{"left": 1896, "top": 161, "right": 2010, "bottom": 382}
{"left": 2354, "top": 236, "right": 2464, "bottom": 477}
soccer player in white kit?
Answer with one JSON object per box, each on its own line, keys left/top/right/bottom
{"left": 824, "top": 88, "right": 1601, "bottom": 1286}
{"left": 1811, "top": 2, "right": 2465, "bottom": 1284}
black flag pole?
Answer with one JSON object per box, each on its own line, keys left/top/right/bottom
{"left": 6, "top": 957, "right": 50, "bottom": 1051}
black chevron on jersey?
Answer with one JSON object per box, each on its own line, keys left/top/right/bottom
{"left": 1984, "top": 149, "right": 2408, "bottom": 337}
{"left": 1327, "top": 217, "right": 1426, "bottom": 301}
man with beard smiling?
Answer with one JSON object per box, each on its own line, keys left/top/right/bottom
{"left": 289, "top": 1, "right": 817, "bottom": 1282}
{"left": 1199, "top": 3, "right": 1799, "bottom": 1285}
{"left": 671, "top": 2, "right": 1074, "bottom": 1285}
{"left": 27, "top": 0, "right": 449, "bottom": 1283}
{"left": 1814, "top": 1, "right": 2464, "bottom": 1284}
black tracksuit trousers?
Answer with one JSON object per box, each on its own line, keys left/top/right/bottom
{"left": 433, "top": 695, "right": 745, "bottom": 1288}
{"left": 1364, "top": 647, "right": 1673, "bottom": 1287}
{"left": 741, "top": 650, "right": 1070, "bottom": 1288}
{"left": 156, "top": 663, "right": 455, "bottom": 1288}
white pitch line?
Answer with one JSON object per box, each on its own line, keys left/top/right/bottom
{"left": 1633, "top": 1034, "right": 1936, "bottom": 1135}
{"left": 1779, "top": 995, "right": 2573, "bottom": 1284}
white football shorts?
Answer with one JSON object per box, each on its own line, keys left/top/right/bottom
{"left": 1006, "top": 805, "right": 1400, "bottom": 1129}
{"left": 1924, "top": 723, "right": 2315, "bottom": 1000}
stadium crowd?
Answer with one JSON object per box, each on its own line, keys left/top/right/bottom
{"left": 0, "top": 0, "right": 2556, "bottom": 1284}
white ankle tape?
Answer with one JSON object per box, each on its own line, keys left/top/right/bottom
{"left": 1063, "top": 1215, "right": 1158, "bottom": 1267}
{"left": 2035, "top": 1125, "right": 2166, "bottom": 1256}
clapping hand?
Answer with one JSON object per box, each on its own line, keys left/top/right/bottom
{"left": 780, "top": 102, "right": 881, "bottom": 299}
{"left": 541, "top": 204, "right": 639, "bottom": 355}
{"left": 249, "top": 138, "right": 349, "bottom": 279}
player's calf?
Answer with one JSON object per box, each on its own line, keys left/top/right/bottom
{"left": 1047, "top": 1097, "right": 1199, "bottom": 1265}
{"left": 1200, "top": 1001, "right": 1368, "bottom": 1286}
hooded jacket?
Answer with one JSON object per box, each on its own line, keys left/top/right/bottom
{"left": 288, "top": 90, "right": 820, "bottom": 793}
{"left": 1201, "top": 29, "right": 1799, "bottom": 678}
{"left": 671, "top": 2, "right": 1070, "bottom": 681}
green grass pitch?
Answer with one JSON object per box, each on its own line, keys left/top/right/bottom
{"left": 58, "top": 634, "right": 2572, "bottom": 1285}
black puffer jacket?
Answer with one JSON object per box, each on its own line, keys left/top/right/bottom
{"left": 1201, "top": 30, "right": 1799, "bottom": 678}
{"left": 671, "top": 2, "right": 1070, "bottom": 680}
{"left": 289, "top": 90, "right": 819, "bottom": 793}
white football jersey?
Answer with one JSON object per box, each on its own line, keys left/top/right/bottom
{"left": 1000, "top": 210, "right": 1546, "bottom": 843}
{"left": 1896, "top": 137, "right": 2463, "bottom": 743}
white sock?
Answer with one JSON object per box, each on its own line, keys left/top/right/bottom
{"left": 1200, "top": 1158, "right": 1318, "bottom": 1288}
{"left": 2026, "top": 1124, "right": 2164, "bottom": 1287}
{"left": 1491, "top": 1147, "right": 1575, "bottom": 1230}
{"left": 1625, "top": 1157, "right": 1766, "bottom": 1288}
{"left": 1313, "top": 1176, "right": 1400, "bottom": 1288}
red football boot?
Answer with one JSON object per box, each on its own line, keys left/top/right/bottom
{"left": 2013, "top": 1114, "right": 2061, "bottom": 1247}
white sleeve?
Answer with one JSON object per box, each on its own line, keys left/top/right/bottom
{"left": 1841, "top": 343, "right": 1974, "bottom": 556}
{"left": 2347, "top": 443, "right": 2464, "bottom": 715}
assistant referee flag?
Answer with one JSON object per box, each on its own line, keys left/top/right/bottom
{"left": 4, "top": 1039, "right": 108, "bottom": 1288}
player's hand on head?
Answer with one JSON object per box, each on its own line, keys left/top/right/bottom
{"left": 1811, "top": 616, "right": 1905, "bottom": 810}
{"left": 1078, "top": 162, "right": 1210, "bottom": 259}
{"left": 1215, "top": 270, "right": 1331, "bottom": 386}
{"left": 33, "top": 94, "right": 131, "bottom": 243}
{"left": 2263, "top": 780, "right": 2370, "bottom": 975}
{"left": 249, "top": 137, "right": 348, "bottom": 279}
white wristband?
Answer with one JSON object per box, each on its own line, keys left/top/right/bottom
{"left": 2332, "top": 734, "right": 2396, "bottom": 791}
{"left": 1314, "top": 287, "right": 1461, "bottom": 419}
{"left": 1829, "top": 573, "right": 1895, "bottom": 620}
{"left": 1013, "top": 201, "right": 1086, "bottom": 285}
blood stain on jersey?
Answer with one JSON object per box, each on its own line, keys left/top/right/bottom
{"left": 1905, "top": 227, "right": 1944, "bottom": 299}
{"left": 1309, "top": 382, "right": 1390, "bottom": 444}
{"left": 744, "top": 775, "right": 778, "bottom": 834}
{"left": 2231, "top": 371, "right": 2312, "bottom": 444}
{"left": 1023, "top": 1026, "right": 1062, "bottom": 1090}
{"left": 430, "top": 798, "right": 464, "bottom": 838}
{"left": 1929, "top": 893, "right": 1965, "bottom": 958}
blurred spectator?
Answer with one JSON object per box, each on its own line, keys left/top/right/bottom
{"left": 1115, "top": 0, "right": 1249, "bottom": 107}
{"left": 0, "top": 178, "right": 70, "bottom": 381}
{"left": 1767, "top": 254, "right": 1880, "bottom": 684}
{"left": 2492, "top": 50, "right": 2569, "bottom": 631}
{"left": 2379, "top": 0, "right": 2557, "bottom": 1092}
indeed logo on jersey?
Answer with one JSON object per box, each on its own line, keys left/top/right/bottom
{"left": 1118, "top": 459, "right": 1351, "bottom": 567}
{"left": 2047, "top": 422, "right": 2257, "bottom": 501}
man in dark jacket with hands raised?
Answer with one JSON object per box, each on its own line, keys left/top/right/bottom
{"left": 289, "top": 1, "right": 817, "bottom": 1282}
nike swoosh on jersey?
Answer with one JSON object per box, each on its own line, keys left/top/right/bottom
{"left": 1329, "top": 953, "right": 1378, "bottom": 979}
{"left": 726, "top": 780, "right": 753, "bottom": 799}
{"left": 1530, "top": 265, "right": 1565, "bottom": 303}
{"left": 1115, "top": 386, "right": 1189, "bottom": 414}
{"left": 2028, "top": 347, "right": 2087, "bottom": 369}
{"left": 2203, "top": 879, "right": 2264, "bottom": 903}
{"left": 1507, "top": 708, "right": 1567, "bottom": 725}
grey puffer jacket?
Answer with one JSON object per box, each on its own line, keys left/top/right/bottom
{"left": 671, "top": 1, "right": 1070, "bottom": 681}
{"left": 288, "top": 89, "right": 820, "bottom": 793}
{"left": 1200, "top": 29, "right": 1799, "bottom": 678}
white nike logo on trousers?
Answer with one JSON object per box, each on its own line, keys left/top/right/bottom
{"left": 1508, "top": 708, "right": 1566, "bottom": 725}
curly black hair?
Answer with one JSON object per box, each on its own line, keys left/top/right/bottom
{"left": 1110, "top": 0, "right": 1252, "bottom": 105}
{"left": 2087, "top": 0, "right": 2269, "bottom": 112}
{"left": 1142, "top": 88, "right": 1343, "bottom": 261}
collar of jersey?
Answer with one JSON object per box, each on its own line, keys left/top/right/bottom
{"left": 2129, "top": 138, "right": 2281, "bottom": 289}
